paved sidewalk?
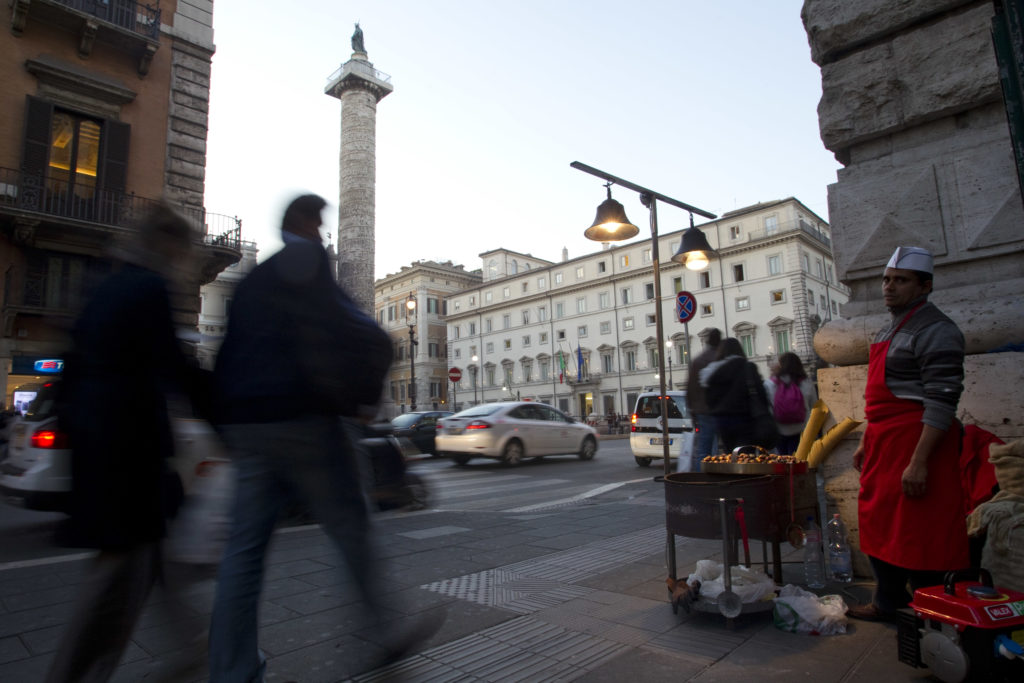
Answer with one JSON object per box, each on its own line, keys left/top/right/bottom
{"left": 0, "top": 479, "right": 934, "bottom": 682}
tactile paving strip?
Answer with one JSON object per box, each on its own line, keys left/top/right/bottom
{"left": 420, "top": 526, "right": 667, "bottom": 612}
{"left": 352, "top": 616, "right": 629, "bottom": 683}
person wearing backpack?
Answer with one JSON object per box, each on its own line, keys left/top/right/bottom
{"left": 764, "top": 352, "right": 817, "bottom": 455}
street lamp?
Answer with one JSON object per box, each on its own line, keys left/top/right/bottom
{"left": 471, "top": 353, "right": 479, "bottom": 406}
{"left": 572, "top": 161, "right": 716, "bottom": 582}
{"left": 406, "top": 293, "right": 418, "bottom": 411}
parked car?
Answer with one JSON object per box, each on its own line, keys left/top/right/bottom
{"left": 389, "top": 410, "right": 453, "bottom": 456}
{"left": 0, "top": 381, "right": 71, "bottom": 511}
{"left": 629, "top": 391, "right": 694, "bottom": 468}
{"left": 435, "top": 401, "right": 598, "bottom": 466}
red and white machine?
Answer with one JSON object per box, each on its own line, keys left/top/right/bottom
{"left": 898, "top": 569, "right": 1024, "bottom": 683}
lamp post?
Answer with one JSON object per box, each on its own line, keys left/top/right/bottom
{"left": 572, "top": 161, "right": 716, "bottom": 582}
{"left": 666, "top": 339, "right": 674, "bottom": 388}
{"left": 471, "top": 353, "right": 479, "bottom": 406}
{"left": 406, "top": 293, "right": 418, "bottom": 411}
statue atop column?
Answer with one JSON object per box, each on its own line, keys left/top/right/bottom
{"left": 351, "top": 22, "right": 365, "bottom": 54}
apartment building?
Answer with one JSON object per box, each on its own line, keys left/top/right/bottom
{"left": 444, "top": 198, "right": 848, "bottom": 418}
{"left": 0, "top": 1, "right": 241, "bottom": 404}
{"left": 375, "top": 260, "right": 482, "bottom": 418}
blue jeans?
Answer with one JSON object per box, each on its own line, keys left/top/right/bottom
{"left": 693, "top": 414, "right": 718, "bottom": 466}
{"left": 208, "top": 417, "right": 378, "bottom": 683}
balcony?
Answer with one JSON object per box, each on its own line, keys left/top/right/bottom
{"left": 11, "top": 0, "right": 161, "bottom": 75}
{"left": 0, "top": 166, "right": 242, "bottom": 282}
{"left": 734, "top": 218, "right": 832, "bottom": 250}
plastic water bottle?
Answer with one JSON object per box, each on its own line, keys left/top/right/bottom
{"left": 803, "top": 516, "right": 826, "bottom": 589}
{"left": 826, "top": 513, "right": 853, "bottom": 583}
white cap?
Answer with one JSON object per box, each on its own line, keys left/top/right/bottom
{"left": 886, "top": 246, "right": 933, "bottom": 274}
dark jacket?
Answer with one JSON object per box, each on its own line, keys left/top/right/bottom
{"left": 214, "top": 240, "right": 391, "bottom": 423}
{"left": 60, "top": 265, "right": 186, "bottom": 549}
{"left": 686, "top": 345, "right": 719, "bottom": 414}
{"left": 703, "top": 357, "right": 768, "bottom": 417}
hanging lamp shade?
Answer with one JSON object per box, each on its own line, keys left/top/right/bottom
{"left": 583, "top": 195, "right": 640, "bottom": 242}
{"left": 671, "top": 227, "right": 717, "bottom": 271}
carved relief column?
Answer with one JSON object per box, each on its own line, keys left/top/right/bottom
{"left": 325, "top": 26, "right": 393, "bottom": 314}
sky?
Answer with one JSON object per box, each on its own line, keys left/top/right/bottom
{"left": 203, "top": 1, "right": 840, "bottom": 280}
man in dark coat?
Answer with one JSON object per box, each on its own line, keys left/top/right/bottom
{"left": 686, "top": 328, "right": 721, "bottom": 462}
{"left": 46, "top": 204, "right": 197, "bottom": 683}
{"left": 208, "top": 194, "right": 424, "bottom": 682}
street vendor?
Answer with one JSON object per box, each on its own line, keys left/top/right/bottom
{"left": 848, "top": 246, "right": 968, "bottom": 621}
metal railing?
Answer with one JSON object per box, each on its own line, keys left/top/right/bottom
{"left": 738, "top": 217, "right": 832, "bottom": 248}
{"left": 327, "top": 60, "right": 392, "bottom": 86}
{"left": 0, "top": 167, "right": 241, "bottom": 251}
{"left": 50, "top": 0, "right": 161, "bottom": 39}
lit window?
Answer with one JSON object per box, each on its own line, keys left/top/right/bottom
{"left": 620, "top": 254, "right": 630, "bottom": 268}
{"left": 771, "top": 289, "right": 786, "bottom": 304}
{"left": 701, "top": 304, "right": 713, "bottom": 316}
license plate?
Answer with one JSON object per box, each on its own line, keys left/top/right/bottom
{"left": 650, "top": 438, "right": 673, "bottom": 446}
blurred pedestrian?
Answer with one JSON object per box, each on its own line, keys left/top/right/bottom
{"left": 764, "top": 352, "right": 817, "bottom": 455}
{"left": 686, "top": 328, "right": 722, "bottom": 462}
{"left": 700, "top": 337, "right": 773, "bottom": 452}
{"left": 45, "top": 203, "right": 202, "bottom": 683}
{"left": 208, "top": 194, "right": 437, "bottom": 682}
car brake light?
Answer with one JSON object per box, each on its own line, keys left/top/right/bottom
{"left": 630, "top": 413, "right": 638, "bottom": 433}
{"left": 32, "top": 428, "right": 69, "bottom": 449}
{"left": 465, "top": 420, "right": 491, "bottom": 430}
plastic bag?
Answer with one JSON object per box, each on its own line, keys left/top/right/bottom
{"left": 687, "top": 559, "right": 777, "bottom": 603}
{"left": 773, "top": 584, "right": 848, "bottom": 635}
{"left": 164, "top": 459, "right": 234, "bottom": 566}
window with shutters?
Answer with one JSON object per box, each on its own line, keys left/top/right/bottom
{"left": 21, "top": 96, "right": 130, "bottom": 223}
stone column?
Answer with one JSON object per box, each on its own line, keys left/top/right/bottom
{"left": 802, "top": 0, "right": 1024, "bottom": 574}
{"left": 325, "top": 41, "right": 393, "bottom": 314}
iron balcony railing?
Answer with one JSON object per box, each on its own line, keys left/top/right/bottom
{"left": 0, "top": 167, "right": 242, "bottom": 251}
{"left": 50, "top": 0, "right": 161, "bottom": 39}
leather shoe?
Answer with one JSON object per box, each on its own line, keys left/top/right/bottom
{"left": 846, "top": 602, "right": 897, "bottom": 622}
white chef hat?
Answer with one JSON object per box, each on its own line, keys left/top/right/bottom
{"left": 886, "top": 246, "right": 933, "bottom": 274}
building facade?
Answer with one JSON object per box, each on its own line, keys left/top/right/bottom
{"left": 196, "top": 240, "right": 258, "bottom": 369}
{"left": 444, "top": 198, "right": 849, "bottom": 418}
{"left": 374, "top": 260, "right": 481, "bottom": 418}
{"left": 0, "top": 1, "right": 241, "bottom": 405}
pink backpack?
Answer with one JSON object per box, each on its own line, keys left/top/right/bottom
{"left": 771, "top": 377, "right": 806, "bottom": 424}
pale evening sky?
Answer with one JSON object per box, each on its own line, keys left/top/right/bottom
{"left": 203, "top": 1, "right": 840, "bottom": 280}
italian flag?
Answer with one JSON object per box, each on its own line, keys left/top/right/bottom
{"left": 558, "top": 352, "right": 566, "bottom": 384}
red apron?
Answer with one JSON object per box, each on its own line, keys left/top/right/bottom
{"left": 858, "top": 305, "right": 968, "bottom": 570}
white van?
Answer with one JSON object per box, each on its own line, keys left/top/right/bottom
{"left": 629, "top": 391, "right": 695, "bottom": 468}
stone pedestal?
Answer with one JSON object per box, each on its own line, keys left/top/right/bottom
{"left": 803, "top": 0, "right": 1024, "bottom": 575}
{"left": 817, "top": 353, "right": 1024, "bottom": 576}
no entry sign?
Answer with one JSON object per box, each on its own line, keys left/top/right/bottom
{"left": 448, "top": 367, "right": 463, "bottom": 382}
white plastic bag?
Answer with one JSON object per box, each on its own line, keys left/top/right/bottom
{"left": 687, "top": 559, "right": 777, "bottom": 604}
{"left": 772, "top": 584, "right": 848, "bottom": 635}
{"left": 164, "top": 459, "right": 234, "bottom": 565}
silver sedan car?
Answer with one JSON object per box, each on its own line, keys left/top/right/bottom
{"left": 434, "top": 401, "right": 598, "bottom": 466}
